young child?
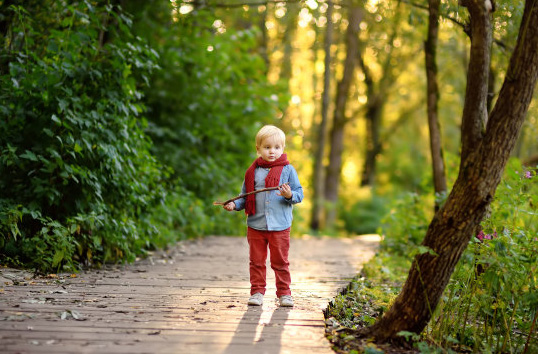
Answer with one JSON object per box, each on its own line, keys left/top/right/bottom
{"left": 223, "top": 125, "right": 303, "bottom": 307}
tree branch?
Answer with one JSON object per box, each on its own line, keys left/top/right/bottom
{"left": 400, "top": 0, "right": 508, "bottom": 50}
{"left": 186, "top": 0, "right": 305, "bottom": 8}
{"left": 185, "top": 0, "right": 352, "bottom": 9}
{"left": 213, "top": 183, "right": 289, "bottom": 205}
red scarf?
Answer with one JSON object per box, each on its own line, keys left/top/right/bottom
{"left": 244, "top": 154, "right": 289, "bottom": 215}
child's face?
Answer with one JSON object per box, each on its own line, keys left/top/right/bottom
{"left": 257, "top": 136, "right": 284, "bottom": 162}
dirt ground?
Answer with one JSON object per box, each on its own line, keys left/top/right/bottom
{"left": 0, "top": 234, "right": 380, "bottom": 354}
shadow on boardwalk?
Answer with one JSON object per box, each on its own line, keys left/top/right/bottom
{"left": 222, "top": 306, "right": 289, "bottom": 354}
{"left": 0, "top": 235, "right": 380, "bottom": 354}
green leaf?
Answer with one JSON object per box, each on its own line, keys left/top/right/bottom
{"left": 58, "top": 99, "right": 68, "bottom": 112}
{"left": 397, "top": 331, "right": 419, "bottom": 341}
{"left": 9, "top": 223, "right": 20, "bottom": 240}
{"left": 417, "top": 245, "right": 438, "bottom": 256}
{"left": 52, "top": 250, "right": 65, "bottom": 268}
{"left": 20, "top": 150, "right": 38, "bottom": 161}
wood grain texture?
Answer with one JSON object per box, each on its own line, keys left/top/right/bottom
{"left": 1, "top": 235, "right": 380, "bottom": 354}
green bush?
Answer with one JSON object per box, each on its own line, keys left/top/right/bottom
{"left": 331, "top": 160, "right": 537, "bottom": 353}
{"left": 0, "top": 2, "right": 203, "bottom": 271}
{"left": 0, "top": 2, "right": 284, "bottom": 271}
{"left": 341, "top": 195, "right": 388, "bottom": 235}
{"left": 128, "top": 3, "right": 285, "bottom": 235}
{"left": 379, "top": 192, "right": 432, "bottom": 255}
{"left": 431, "top": 160, "right": 538, "bottom": 353}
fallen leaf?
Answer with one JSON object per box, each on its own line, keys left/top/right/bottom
{"left": 70, "top": 310, "right": 81, "bottom": 320}
{"left": 59, "top": 309, "right": 86, "bottom": 321}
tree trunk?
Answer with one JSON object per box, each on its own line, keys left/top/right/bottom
{"left": 357, "top": 104, "right": 421, "bottom": 187}
{"left": 360, "top": 96, "right": 382, "bottom": 187}
{"left": 311, "top": 1, "right": 333, "bottom": 231}
{"left": 487, "top": 64, "right": 496, "bottom": 114}
{"left": 0, "top": 0, "right": 14, "bottom": 75}
{"left": 324, "top": 4, "right": 362, "bottom": 228}
{"left": 98, "top": 0, "right": 127, "bottom": 49}
{"left": 361, "top": 0, "right": 538, "bottom": 342}
{"left": 357, "top": 6, "right": 401, "bottom": 187}
{"left": 279, "top": 2, "right": 299, "bottom": 81}
{"left": 425, "top": 0, "right": 447, "bottom": 210}
{"left": 459, "top": 1, "right": 492, "bottom": 162}
{"left": 259, "top": 6, "right": 269, "bottom": 75}
{"left": 0, "top": 0, "right": 13, "bottom": 38}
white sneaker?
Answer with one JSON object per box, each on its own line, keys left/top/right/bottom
{"left": 248, "top": 293, "right": 264, "bottom": 306}
{"left": 279, "top": 295, "right": 294, "bottom": 307}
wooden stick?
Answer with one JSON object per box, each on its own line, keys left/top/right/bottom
{"left": 213, "top": 183, "right": 289, "bottom": 206}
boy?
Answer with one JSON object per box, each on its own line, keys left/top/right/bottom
{"left": 223, "top": 125, "right": 303, "bottom": 307}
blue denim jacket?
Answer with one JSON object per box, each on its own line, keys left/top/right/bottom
{"left": 234, "top": 164, "right": 303, "bottom": 231}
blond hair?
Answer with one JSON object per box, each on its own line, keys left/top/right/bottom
{"left": 255, "top": 125, "right": 286, "bottom": 148}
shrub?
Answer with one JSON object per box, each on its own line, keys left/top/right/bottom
{"left": 341, "top": 195, "right": 389, "bottom": 235}
{"left": 0, "top": 2, "right": 200, "bottom": 271}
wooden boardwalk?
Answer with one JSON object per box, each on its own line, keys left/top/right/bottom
{"left": 0, "top": 235, "right": 380, "bottom": 354}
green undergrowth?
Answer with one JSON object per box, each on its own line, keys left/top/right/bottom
{"left": 0, "top": 2, "right": 281, "bottom": 272}
{"left": 325, "top": 253, "right": 412, "bottom": 354}
{"left": 326, "top": 160, "right": 538, "bottom": 353}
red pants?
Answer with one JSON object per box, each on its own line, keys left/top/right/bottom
{"left": 247, "top": 227, "right": 291, "bottom": 297}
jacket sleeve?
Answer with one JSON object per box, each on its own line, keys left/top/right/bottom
{"left": 233, "top": 180, "right": 247, "bottom": 211}
{"left": 285, "top": 165, "right": 303, "bottom": 205}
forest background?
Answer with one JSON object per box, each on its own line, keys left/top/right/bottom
{"left": 2, "top": 0, "right": 535, "bottom": 270}
{"left": 1, "top": 0, "right": 538, "bottom": 351}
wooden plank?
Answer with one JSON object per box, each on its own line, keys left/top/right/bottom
{"left": 0, "top": 235, "right": 380, "bottom": 354}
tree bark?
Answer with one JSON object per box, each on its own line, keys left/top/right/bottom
{"left": 487, "top": 63, "right": 496, "bottom": 114}
{"left": 361, "top": 0, "right": 538, "bottom": 342}
{"left": 0, "top": 0, "right": 14, "bottom": 75}
{"left": 360, "top": 95, "right": 382, "bottom": 187}
{"left": 259, "top": 5, "right": 269, "bottom": 75}
{"left": 324, "top": 4, "right": 362, "bottom": 228}
{"left": 311, "top": 1, "right": 333, "bottom": 231}
{"left": 459, "top": 0, "right": 492, "bottom": 162}
{"left": 0, "top": 0, "right": 14, "bottom": 38}
{"left": 424, "top": 0, "right": 447, "bottom": 210}
{"left": 279, "top": 2, "right": 299, "bottom": 81}
{"left": 358, "top": 6, "right": 402, "bottom": 187}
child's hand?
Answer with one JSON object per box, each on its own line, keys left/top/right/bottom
{"left": 277, "top": 184, "right": 292, "bottom": 199}
{"left": 223, "top": 202, "right": 235, "bottom": 211}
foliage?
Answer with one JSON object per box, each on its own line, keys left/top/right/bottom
{"left": 430, "top": 160, "right": 538, "bottom": 353}
{"left": 340, "top": 195, "right": 388, "bottom": 235}
{"left": 0, "top": 1, "right": 286, "bottom": 271}
{"left": 379, "top": 191, "right": 432, "bottom": 255}
{"left": 327, "top": 277, "right": 401, "bottom": 329}
{"left": 325, "top": 255, "right": 410, "bottom": 353}
{"left": 0, "top": 2, "right": 206, "bottom": 271}
{"left": 326, "top": 251, "right": 410, "bottom": 331}
{"left": 327, "top": 160, "right": 538, "bottom": 353}
{"left": 124, "top": 1, "right": 285, "bottom": 235}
